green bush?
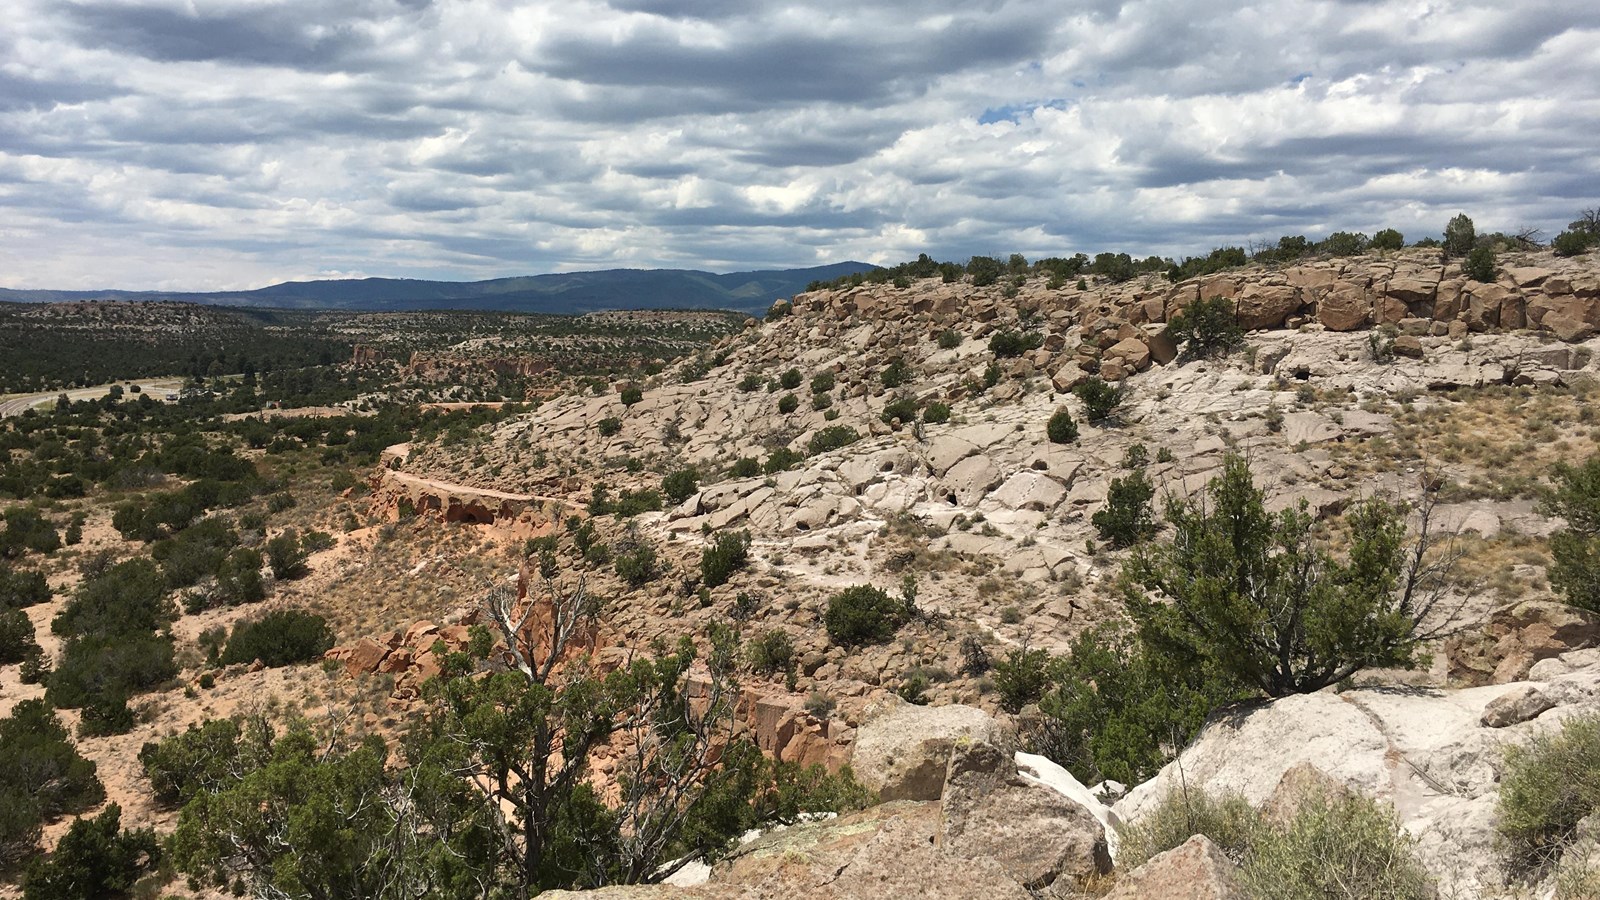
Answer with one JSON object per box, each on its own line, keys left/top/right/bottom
{"left": 1118, "top": 787, "right": 1262, "bottom": 868}
{"left": 620, "top": 386, "right": 643, "bottom": 406}
{"left": 810, "top": 371, "right": 835, "bottom": 394}
{"left": 1074, "top": 377, "right": 1123, "bottom": 423}
{"left": 139, "top": 717, "right": 270, "bottom": 807}
{"left": 597, "top": 417, "right": 622, "bottom": 437}
{"left": 1498, "top": 712, "right": 1600, "bottom": 869}
{"left": 662, "top": 468, "right": 700, "bottom": 504}
{"left": 21, "top": 804, "right": 159, "bottom": 900}
{"left": 989, "top": 330, "right": 1043, "bottom": 358}
{"left": 265, "top": 529, "right": 310, "bottom": 580}
{"left": 807, "top": 426, "right": 860, "bottom": 456}
{"left": 1317, "top": 231, "right": 1368, "bottom": 257}
{"left": 1465, "top": 245, "right": 1497, "bottom": 283}
{"left": 730, "top": 457, "right": 761, "bottom": 479}
{"left": 1555, "top": 230, "right": 1598, "bottom": 257}
{"left": 221, "top": 610, "right": 333, "bottom": 668}
{"left": 0, "top": 566, "right": 51, "bottom": 609}
{"left": 700, "top": 531, "right": 750, "bottom": 589}
{"left": 1370, "top": 228, "right": 1405, "bottom": 251}
{"left": 777, "top": 393, "right": 799, "bottom": 414}
{"left": 879, "top": 359, "right": 912, "bottom": 389}
{"left": 937, "top": 330, "right": 962, "bottom": 349}
{"left": 738, "top": 374, "right": 763, "bottom": 392}
{"left": 0, "top": 608, "right": 41, "bottom": 665}
{"left": 1243, "top": 785, "right": 1433, "bottom": 900}
{"left": 824, "top": 585, "right": 907, "bottom": 647}
{"left": 1167, "top": 296, "right": 1244, "bottom": 359}
{"left": 1539, "top": 456, "right": 1600, "bottom": 611}
{"left": 1443, "top": 213, "right": 1476, "bottom": 258}
{"left": 747, "top": 629, "right": 795, "bottom": 675}
{"left": 922, "top": 402, "right": 951, "bottom": 424}
{"left": 811, "top": 392, "right": 832, "bottom": 410}
{"left": 1092, "top": 468, "right": 1156, "bottom": 549}
{"left": 1047, "top": 408, "right": 1078, "bottom": 444}
{"left": 780, "top": 368, "right": 802, "bottom": 390}
{"left": 764, "top": 447, "right": 804, "bottom": 474}
{"left": 0, "top": 700, "right": 104, "bottom": 866}
{"left": 881, "top": 396, "right": 919, "bottom": 425}
{"left": 1126, "top": 454, "right": 1436, "bottom": 697}
{"left": 613, "top": 535, "right": 659, "bottom": 587}
{"left": 1031, "top": 623, "right": 1242, "bottom": 786}
{"left": 992, "top": 646, "right": 1052, "bottom": 713}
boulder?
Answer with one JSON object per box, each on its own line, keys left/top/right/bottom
{"left": 940, "top": 743, "right": 1111, "bottom": 891}
{"left": 1143, "top": 324, "right": 1179, "bottom": 365}
{"left": 340, "top": 637, "right": 391, "bottom": 675}
{"left": 1103, "top": 835, "right": 1246, "bottom": 900}
{"left": 1480, "top": 685, "right": 1556, "bottom": 728}
{"left": 1445, "top": 601, "right": 1600, "bottom": 685}
{"left": 1391, "top": 334, "right": 1424, "bottom": 359}
{"left": 940, "top": 454, "right": 1003, "bottom": 506}
{"left": 1234, "top": 283, "right": 1300, "bottom": 330}
{"left": 1386, "top": 276, "right": 1439, "bottom": 306}
{"left": 1052, "top": 365, "right": 1087, "bottom": 394}
{"left": 852, "top": 702, "right": 1012, "bottom": 801}
{"left": 1316, "top": 286, "right": 1370, "bottom": 331}
{"left": 1107, "top": 337, "right": 1152, "bottom": 372}
{"left": 1546, "top": 312, "right": 1596, "bottom": 343}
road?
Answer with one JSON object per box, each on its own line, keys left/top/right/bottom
{"left": 0, "top": 379, "right": 187, "bottom": 418}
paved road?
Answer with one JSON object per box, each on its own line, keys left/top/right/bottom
{"left": 0, "top": 379, "right": 185, "bottom": 418}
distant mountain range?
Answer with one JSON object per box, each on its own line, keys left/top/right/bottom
{"left": 0, "top": 262, "right": 876, "bottom": 315}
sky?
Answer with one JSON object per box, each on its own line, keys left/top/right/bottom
{"left": 1, "top": 0, "right": 1597, "bottom": 291}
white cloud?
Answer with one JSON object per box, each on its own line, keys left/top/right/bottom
{"left": 0, "top": 0, "right": 1596, "bottom": 290}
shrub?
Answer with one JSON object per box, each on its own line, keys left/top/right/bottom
{"left": 1031, "top": 623, "right": 1244, "bottom": 786}
{"left": 780, "top": 368, "right": 802, "bottom": 390}
{"left": 992, "top": 646, "right": 1052, "bottom": 713}
{"left": 1370, "top": 228, "right": 1405, "bottom": 251}
{"left": 620, "top": 386, "right": 643, "bottom": 406}
{"left": 1465, "top": 244, "right": 1497, "bottom": 283}
{"left": 824, "top": 585, "right": 906, "bottom": 647}
{"left": 989, "top": 330, "right": 1043, "bottom": 358}
{"left": 1092, "top": 469, "right": 1157, "bottom": 549}
{"left": 730, "top": 457, "right": 761, "bottom": 479}
{"left": 0, "top": 700, "right": 104, "bottom": 866}
{"left": 881, "top": 396, "right": 919, "bottom": 425}
{"left": 1243, "top": 785, "right": 1433, "bottom": 900}
{"left": 0, "top": 566, "right": 51, "bottom": 609}
{"left": 937, "top": 330, "right": 962, "bottom": 349}
{"left": 922, "top": 402, "right": 951, "bottom": 425}
{"left": 747, "top": 629, "right": 795, "bottom": 675}
{"left": 807, "top": 426, "right": 860, "bottom": 456}
{"left": 221, "top": 610, "right": 333, "bottom": 668}
{"left": 265, "top": 529, "right": 309, "bottom": 580}
{"left": 879, "top": 358, "right": 911, "bottom": 389}
{"left": 613, "top": 536, "right": 659, "bottom": 587}
{"left": 597, "top": 417, "right": 622, "bottom": 437}
{"left": 700, "top": 531, "right": 750, "bottom": 588}
{"left": 1167, "top": 296, "right": 1244, "bottom": 358}
{"left": 1317, "top": 231, "right": 1368, "bottom": 257}
{"left": 1126, "top": 454, "right": 1447, "bottom": 697}
{"left": 662, "top": 468, "right": 700, "bottom": 504}
{"left": 1118, "top": 787, "right": 1262, "bottom": 868}
{"left": 764, "top": 447, "right": 804, "bottom": 474}
{"left": 139, "top": 718, "right": 269, "bottom": 807}
{"left": 21, "top": 804, "right": 159, "bottom": 900}
{"left": 738, "top": 374, "right": 763, "bottom": 392}
{"left": 1543, "top": 456, "right": 1600, "bottom": 612}
{"left": 810, "top": 371, "right": 835, "bottom": 394}
{"left": 1047, "top": 408, "right": 1078, "bottom": 444}
{"left": 1443, "top": 213, "right": 1476, "bottom": 258}
{"left": 0, "top": 608, "right": 41, "bottom": 665}
{"left": 1555, "top": 230, "right": 1598, "bottom": 257}
{"left": 777, "top": 393, "right": 799, "bottom": 414}
{"left": 811, "top": 392, "right": 832, "bottom": 410}
{"left": 1073, "top": 377, "right": 1123, "bottom": 423}
{"left": 1498, "top": 712, "right": 1600, "bottom": 869}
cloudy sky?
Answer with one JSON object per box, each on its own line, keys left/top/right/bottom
{"left": 2, "top": 0, "right": 1597, "bottom": 290}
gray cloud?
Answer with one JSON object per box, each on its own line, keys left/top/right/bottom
{"left": 0, "top": 0, "right": 1596, "bottom": 290}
